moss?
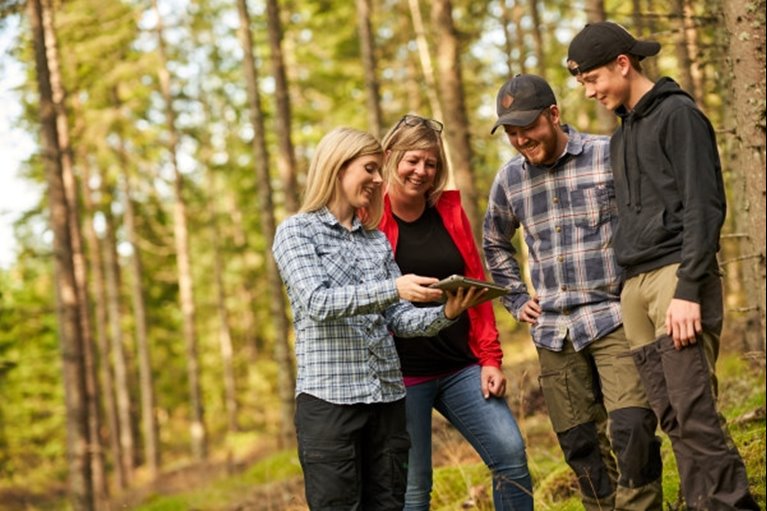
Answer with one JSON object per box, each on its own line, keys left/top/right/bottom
{"left": 242, "top": 449, "right": 302, "bottom": 485}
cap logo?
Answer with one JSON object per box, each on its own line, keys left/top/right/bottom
{"left": 501, "top": 93, "right": 514, "bottom": 109}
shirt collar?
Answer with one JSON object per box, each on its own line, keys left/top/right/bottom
{"left": 562, "top": 124, "right": 585, "bottom": 158}
{"left": 317, "top": 206, "right": 363, "bottom": 232}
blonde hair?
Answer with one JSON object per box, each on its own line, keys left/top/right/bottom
{"left": 381, "top": 115, "right": 449, "bottom": 206}
{"left": 300, "top": 127, "right": 384, "bottom": 229}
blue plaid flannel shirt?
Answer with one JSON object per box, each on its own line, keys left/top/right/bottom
{"left": 272, "top": 208, "right": 453, "bottom": 404}
{"left": 483, "top": 126, "right": 623, "bottom": 351}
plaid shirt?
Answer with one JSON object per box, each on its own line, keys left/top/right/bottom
{"left": 272, "top": 208, "right": 453, "bottom": 405}
{"left": 483, "top": 126, "right": 623, "bottom": 352}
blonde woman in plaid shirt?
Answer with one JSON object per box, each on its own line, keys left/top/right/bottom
{"left": 272, "top": 127, "right": 482, "bottom": 510}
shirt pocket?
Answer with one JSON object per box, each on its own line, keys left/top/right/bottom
{"left": 570, "top": 184, "right": 615, "bottom": 230}
{"left": 316, "top": 246, "right": 357, "bottom": 286}
{"left": 356, "top": 241, "right": 394, "bottom": 283}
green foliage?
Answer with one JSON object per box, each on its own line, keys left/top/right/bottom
{"left": 0, "top": 260, "right": 66, "bottom": 486}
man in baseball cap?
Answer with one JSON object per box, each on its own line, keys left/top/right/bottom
{"left": 567, "top": 22, "right": 760, "bottom": 511}
{"left": 566, "top": 21, "right": 660, "bottom": 76}
{"left": 483, "top": 74, "right": 664, "bottom": 510}
{"left": 490, "top": 74, "right": 556, "bottom": 134}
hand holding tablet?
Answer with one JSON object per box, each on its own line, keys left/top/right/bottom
{"left": 429, "top": 274, "right": 509, "bottom": 303}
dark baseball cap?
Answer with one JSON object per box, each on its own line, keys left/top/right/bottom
{"left": 567, "top": 21, "right": 661, "bottom": 75}
{"left": 491, "top": 74, "right": 556, "bottom": 134}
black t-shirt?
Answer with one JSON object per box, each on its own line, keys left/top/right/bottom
{"left": 392, "top": 206, "right": 476, "bottom": 376}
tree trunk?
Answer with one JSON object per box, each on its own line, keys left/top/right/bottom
{"left": 152, "top": 0, "right": 208, "bottom": 461}
{"left": 721, "top": 0, "right": 767, "bottom": 349}
{"left": 399, "top": 2, "right": 423, "bottom": 114}
{"left": 407, "top": 0, "right": 445, "bottom": 123}
{"left": 79, "top": 155, "right": 126, "bottom": 491}
{"left": 28, "top": 0, "right": 93, "bottom": 508}
{"left": 526, "top": 0, "right": 545, "bottom": 78}
{"left": 584, "top": 0, "right": 616, "bottom": 132}
{"left": 356, "top": 0, "right": 383, "bottom": 138}
{"left": 226, "top": 192, "right": 261, "bottom": 357}
{"left": 631, "top": 0, "right": 659, "bottom": 79}
{"left": 197, "top": 81, "right": 240, "bottom": 433}
{"left": 117, "top": 149, "right": 160, "bottom": 475}
{"left": 39, "top": 0, "right": 108, "bottom": 503}
{"left": 499, "top": 0, "right": 518, "bottom": 77}
{"left": 236, "top": 0, "right": 296, "bottom": 447}
{"left": 682, "top": 0, "right": 705, "bottom": 103}
{"left": 672, "top": 0, "right": 705, "bottom": 104}
{"left": 511, "top": 2, "right": 527, "bottom": 76}
{"left": 265, "top": 0, "right": 300, "bottom": 213}
{"left": 208, "top": 171, "right": 240, "bottom": 433}
{"left": 101, "top": 180, "right": 136, "bottom": 483}
{"left": 430, "top": 0, "right": 482, "bottom": 247}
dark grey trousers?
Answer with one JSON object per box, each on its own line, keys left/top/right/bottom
{"left": 295, "top": 394, "right": 410, "bottom": 510}
{"left": 632, "top": 336, "right": 759, "bottom": 511}
{"left": 623, "top": 264, "right": 759, "bottom": 510}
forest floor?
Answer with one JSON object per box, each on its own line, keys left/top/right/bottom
{"left": 2, "top": 321, "right": 764, "bottom": 511}
{"left": 108, "top": 334, "right": 553, "bottom": 511}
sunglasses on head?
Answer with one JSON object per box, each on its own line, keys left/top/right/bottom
{"left": 395, "top": 114, "right": 444, "bottom": 133}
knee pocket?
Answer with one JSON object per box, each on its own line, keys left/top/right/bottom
{"left": 557, "top": 422, "right": 615, "bottom": 499}
{"left": 609, "top": 407, "right": 663, "bottom": 487}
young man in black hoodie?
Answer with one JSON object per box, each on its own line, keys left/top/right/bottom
{"left": 566, "top": 22, "right": 759, "bottom": 511}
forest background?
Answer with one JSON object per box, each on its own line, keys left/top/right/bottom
{"left": 0, "top": 0, "right": 764, "bottom": 510}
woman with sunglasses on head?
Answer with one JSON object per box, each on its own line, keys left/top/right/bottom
{"left": 379, "top": 115, "right": 533, "bottom": 510}
{"left": 272, "top": 127, "right": 484, "bottom": 510}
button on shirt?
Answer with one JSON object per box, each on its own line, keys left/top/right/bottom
{"left": 272, "top": 208, "right": 453, "bottom": 404}
{"left": 483, "top": 126, "right": 623, "bottom": 351}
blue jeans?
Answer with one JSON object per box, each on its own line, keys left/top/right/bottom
{"left": 404, "top": 364, "right": 533, "bottom": 511}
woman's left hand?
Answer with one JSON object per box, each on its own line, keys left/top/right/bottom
{"left": 443, "top": 286, "right": 486, "bottom": 320}
{"left": 481, "top": 365, "right": 507, "bottom": 398}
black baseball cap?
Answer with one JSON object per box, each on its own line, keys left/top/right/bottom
{"left": 567, "top": 21, "right": 661, "bottom": 75}
{"left": 491, "top": 74, "right": 556, "bottom": 134}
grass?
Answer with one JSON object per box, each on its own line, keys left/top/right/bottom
{"left": 58, "top": 348, "right": 767, "bottom": 511}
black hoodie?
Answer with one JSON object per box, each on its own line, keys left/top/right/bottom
{"left": 610, "top": 77, "right": 725, "bottom": 303}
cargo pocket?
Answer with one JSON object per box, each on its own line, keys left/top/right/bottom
{"left": 300, "top": 440, "right": 358, "bottom": 508}
{"left": 387, "top": 435, "right": 411, "bottom": 500}
{"left": 539, "top": 370, "right": 572, "bottom": 432}
{"left": 539, "top": 362, "right": 600, "bottom": 433}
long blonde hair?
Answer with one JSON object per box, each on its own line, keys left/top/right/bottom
{"left": 300, "top": 127, "right": 384, "bottom": 229}
{"left": 381, "top": 115, "right": 449, "bottom": 206}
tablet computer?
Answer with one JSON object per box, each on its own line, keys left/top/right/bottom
{"left": 429, "top": 274, "right": 509, "bottom": 302}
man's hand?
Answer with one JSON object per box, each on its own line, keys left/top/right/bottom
{"left": 518, "top": 297, "right": 541, "bottom": 325}
{"left": 481, "top": 365, "right": 507, "bottom": 399}
{"left": 666, "top": 298, "right": 702, "bottom": 349}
